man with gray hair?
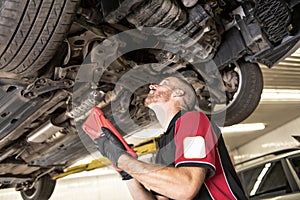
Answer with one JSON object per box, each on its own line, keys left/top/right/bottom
{"left": 94, "top": 76, "right": 247, "bottom": 199}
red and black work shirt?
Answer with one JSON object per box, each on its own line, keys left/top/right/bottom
{"left": 155, "top": 111, "right": 247, "bottom": 200}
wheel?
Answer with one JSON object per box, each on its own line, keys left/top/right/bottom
{"left": 20, "top": 175, "right": 56, "bottom": 200}
{"left": 0, "top": 0, "right": 79, "bottom": 75}
{"left": 193, "top": 61, "right": 263, "bottom": 126}
{"left": 216, "top": 61, "right": 263, "bottom": 126}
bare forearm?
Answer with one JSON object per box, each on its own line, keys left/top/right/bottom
{"left": 118, "top": 154, "right": 206, "bottom": 199}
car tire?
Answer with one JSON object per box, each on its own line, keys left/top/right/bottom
{"left": 20, "top": 175, "right": 56, "bottom": 200}
{"left": 218, "top": 61, "right": 263, "bottom": 126}
{"left": 0, "top": 0, "right": 79, "bottom": 75}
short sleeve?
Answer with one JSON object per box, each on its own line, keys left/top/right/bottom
{"left": 174, "top": 112, "right": 218, "bottom": 178}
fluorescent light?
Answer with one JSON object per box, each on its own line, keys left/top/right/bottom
{"left": 125, "top": 125, "right": 163, "bottom": 145}
{"left": 131, "top": 127, "right": 163, "bottom": 138}
{"left": 261, "top": 89, "right": 300, "bottom": 101}
{"left": 221, "top": 123, "right": 265, "bottom": 133}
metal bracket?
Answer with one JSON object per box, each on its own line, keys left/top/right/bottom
{"left": 22, "top": 78, "right": 74, "bottom": 99}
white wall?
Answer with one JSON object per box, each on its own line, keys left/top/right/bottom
{"left": 233, "top": 116, "right": 300, "bottom": 163}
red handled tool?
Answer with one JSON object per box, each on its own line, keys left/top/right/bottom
{"left": 82, "top": 107, "right": 137, "bottom": 159}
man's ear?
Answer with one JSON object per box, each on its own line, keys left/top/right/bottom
{"left": 172, "top": 89, "right": 185, "bottom": 97}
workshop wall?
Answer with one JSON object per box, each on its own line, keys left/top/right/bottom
{"left": 233, "top": 116, "right": 300, "bottom": 163}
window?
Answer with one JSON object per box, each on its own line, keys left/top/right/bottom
{"left": 238, "top": 160, "right": 291, "bottom": 198}
{"left": 289, "top": 155, "right": 300, "bottom": 180}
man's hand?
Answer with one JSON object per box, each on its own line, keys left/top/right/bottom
{"left": 95, "top": 127, "right": 128, "bottom": 167}
{"left": 95, "top": 127, "right": 135, "bottom": 180}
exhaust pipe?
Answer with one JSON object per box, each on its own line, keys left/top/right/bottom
{"left": 27, "top": 120, "right": 63, "bottom": 143}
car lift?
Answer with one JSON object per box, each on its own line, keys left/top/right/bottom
{"left": 52, "top": 136, "right": 160, "bottom": 180}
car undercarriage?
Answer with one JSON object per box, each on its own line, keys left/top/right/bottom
{"left": 0, "top": 0, "right": 299, "bottom": 199}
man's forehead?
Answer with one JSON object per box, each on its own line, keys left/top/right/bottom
{"left": 159, "top": 79, "right": 169, "bottom": 85}
{"left": 159, "top": 77, "right": 178, "bottom": 85}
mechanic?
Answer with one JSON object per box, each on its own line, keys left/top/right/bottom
{"left": 95, "top": 76, "right": 247, "bottom": 199}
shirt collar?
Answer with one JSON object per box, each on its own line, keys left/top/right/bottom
{"left": 165, "top": 110, "right": 186, "bottom": 134}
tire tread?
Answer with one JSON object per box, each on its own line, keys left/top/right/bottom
{"left": 0, "top": 0, "right": 79, "bottom": 74}
{"left": 224, "top": 61, "right": 263, "bottom": 126}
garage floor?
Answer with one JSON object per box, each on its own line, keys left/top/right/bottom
{"left": 0, "top": 169, "right": 131, "bottom": 200}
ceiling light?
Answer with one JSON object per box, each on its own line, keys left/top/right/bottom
{"left": 129, "top": 127, "right": 163, "bottom": 139}
{"left": 221, "top": 123, "right": 265, "bottom": 133}
{"left": 261, "top": 89, "right": 300, "bottom": 101}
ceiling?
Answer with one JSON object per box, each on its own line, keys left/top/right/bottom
{"left": 224, "top": 48, "right": 300, "bottom": 150}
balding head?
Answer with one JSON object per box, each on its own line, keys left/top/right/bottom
{"left": 160, "top": 76, "right": 197, "bottom": 111}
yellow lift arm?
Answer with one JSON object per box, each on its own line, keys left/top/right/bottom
{"left": 52, "top": 136, "right": 160, "bottom": 180}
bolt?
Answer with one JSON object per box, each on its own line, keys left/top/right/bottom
{"left": 37, "top": 78, "right": 46, "bottom": 85}
{"left": 25, "top": 92, "right": 34, "bottom": 97}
